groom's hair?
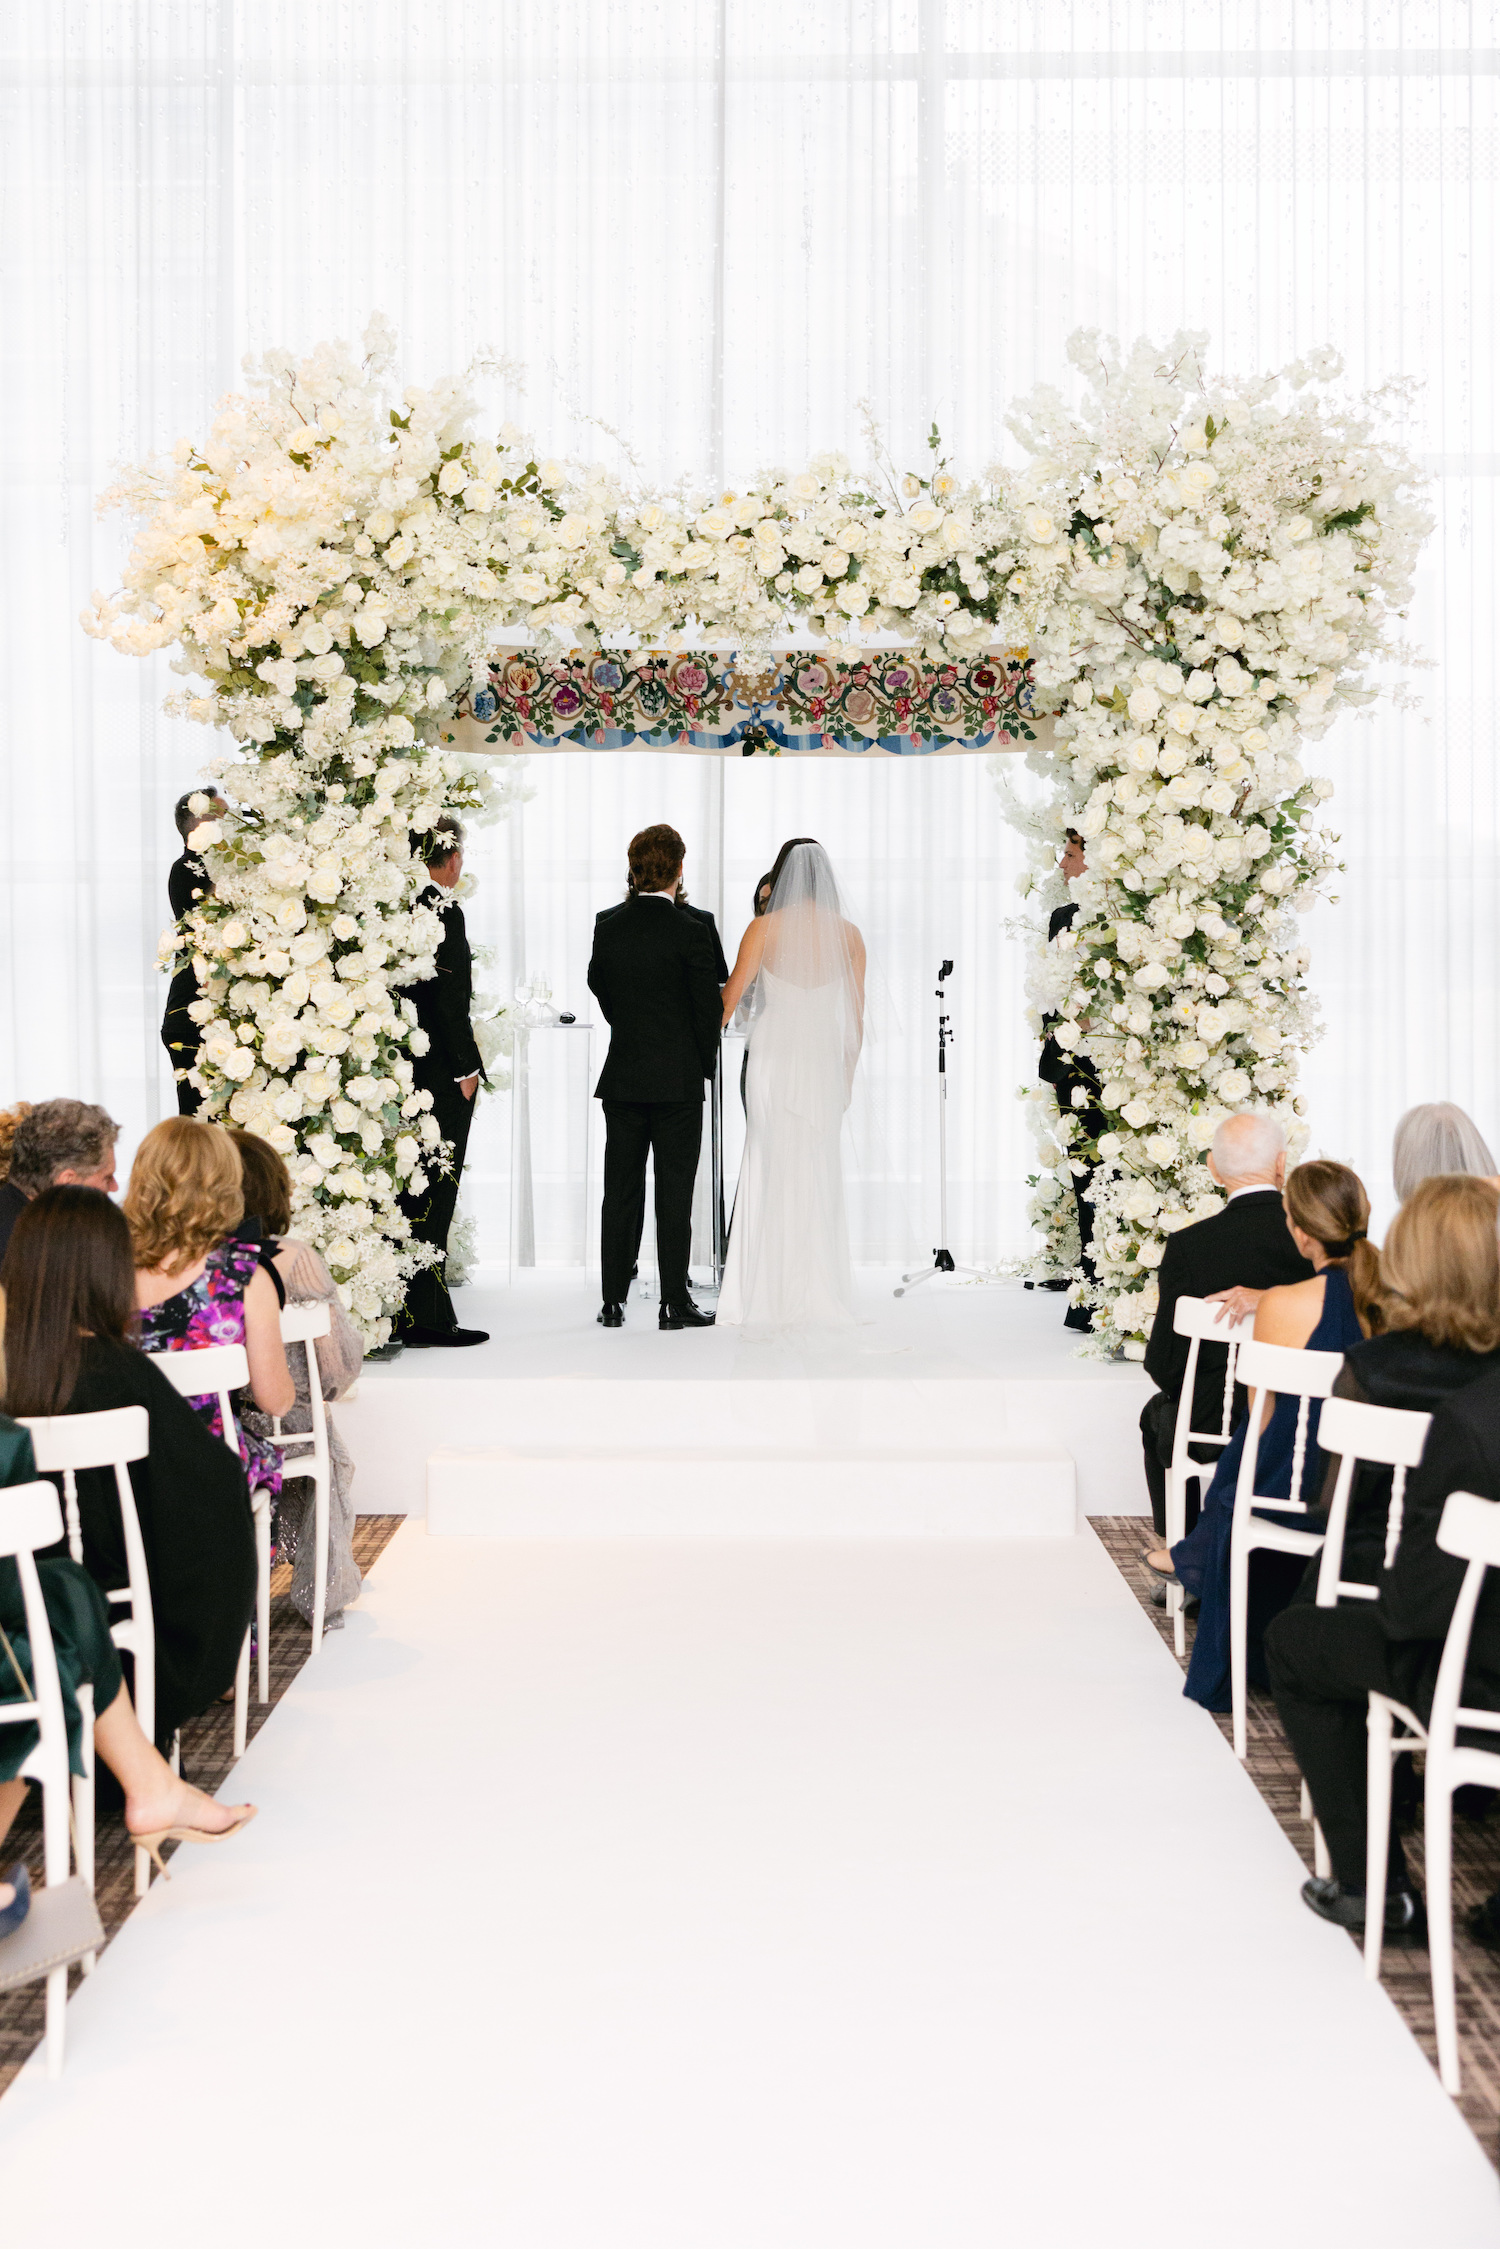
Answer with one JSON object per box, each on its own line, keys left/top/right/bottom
{"left": 627, "top": 824, "right": 685, "bottom": 897}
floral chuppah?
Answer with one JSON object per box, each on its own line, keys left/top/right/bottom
{"left": 996, "top": 333, "right": 1428, "bottom": 1354}
{"left": 85, "top": 318, "right": 1426, "bottom": 1344}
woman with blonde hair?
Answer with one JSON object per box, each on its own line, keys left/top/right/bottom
{"left": 1144, "top": 1160, "right": 1377, "bottom": 1711}
{"left": 126, "top": 1118, "right": 293, "bottom": 1528}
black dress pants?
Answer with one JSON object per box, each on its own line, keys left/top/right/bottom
{"left": 1264, "top": 1601, "right": 1419, "bottom": 1892}
{"left": 396, "top": 1074, "right": 476, "bottom": 1334}
{"left": 601, "top": 1098, "right": 702, "bottom": 1307}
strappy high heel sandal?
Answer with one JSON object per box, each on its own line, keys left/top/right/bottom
{"left": 128, "top": 1805, "right": 257, "bottom": 1879}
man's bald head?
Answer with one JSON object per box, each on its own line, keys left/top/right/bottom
{"left": 1208, "top": 1110, "right": 1287, "bottom": 1192}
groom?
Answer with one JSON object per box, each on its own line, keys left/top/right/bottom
{"left": 588, "top": 825, "right": 723, "bottom": 1330}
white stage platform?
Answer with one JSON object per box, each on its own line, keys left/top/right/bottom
{"left": 337, "top": 1271, "right": 1153, "bottom": 1525}
{"left": 4, "top": 1520, "right": 1492, "bottom": 2246}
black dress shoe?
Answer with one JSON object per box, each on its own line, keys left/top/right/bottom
{"left": 1301, "top": 1875, "right": 1426, "bottom": 1939}
{"left": 402, "top": 1325, "right": 490, "bottom": 1348}
{"left": 1063, "top": 1305, "right": 1094, "bottom": 1333}
{"left": 660, "top": 1300, "right": 715, "bottom": 1330}
{"left": 598, "top": 1303, "right": 625, "bottom": 1328}
{"left": 364, "top": 1340, "right": 405, "bottom": 1362}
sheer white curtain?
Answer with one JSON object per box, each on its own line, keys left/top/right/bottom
{"left": 3, "top": 3, "right": 1495, "bottom": 1257}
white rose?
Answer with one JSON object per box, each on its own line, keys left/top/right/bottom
{"left": 1127, "top": 686, "right": 1161, "bottom": 724}
{"left": 463, "top": 482, "right": 496, "bottom": 513}
{"left": 1212, "top": 613, "right": 1245, "bottom": 648}
{"left": 1023, "top": 509, "right": 1056, "bottom": 544}
{"left": 553, "top": 511, "right": 589, "bottom": 547}
{"left": 1137, "top": 1239, "right": 1166, "bottom": 1269}
{"left": 836, "top": 583, "right": 870, "bottom": 616}
{"left": 1121, "top": 1099, "right": 1153, "bottom": 1130}
{"left": 1133, "top": 962, "right": 1169, "bottom": 990}
{"left": 1214, "top": 1068, "right": 1252, "bottom": 1103}
{"left": 1145, "top": 1133, "right": 1179, "bottom": 1168}
{"left": 1095, "top": 1132, "right": 1122, "bottom": 1158}
{"left": 1176, "top": 1039, "right": 1209, "bottom": 1068}
{"left": 310, "top": 652, "right": 344, "bottom": 683}
{"left": 366, "top": 510, "right": 396, "bottom": 542}
{"left": 510, "top": 571, "right": 547, "bottom": 602}
{"left": 1165, "top": 702, "right": 1198, "bottom": 735}
{"left": 219, "top": 919, "right": 248, "bottom": 951}
{"left": 438, "top": 460, "right": 467, "bottom": 496}
{"left": 907, "top": 502, "right": 944, "bottom": 534}
{"left": 1124, "top": 737, "right": 1158, "bottom": 774}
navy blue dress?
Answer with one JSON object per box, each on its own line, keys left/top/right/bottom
{"left": 1171, "top": 1265, "right": 1363, "bottom": 1712}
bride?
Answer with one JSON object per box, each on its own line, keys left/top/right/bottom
{"left": 716, "top": 838, "right": 866, "bottom": 1328}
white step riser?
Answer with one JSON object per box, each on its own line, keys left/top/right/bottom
{"left": 427, "top": 1448, "right": 1076, "bottom": 1538}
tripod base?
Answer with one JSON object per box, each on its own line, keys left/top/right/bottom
{"left": 895, "top": 1249, "right": 986, "bottom": 1298}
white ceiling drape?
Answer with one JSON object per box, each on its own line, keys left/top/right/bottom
{"left": 3, "top": 4, "right": 1495, "bottom": 1261}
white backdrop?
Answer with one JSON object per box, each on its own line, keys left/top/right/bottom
{"left": 4, "top": 3, "right": 1496, "bottom": 1259}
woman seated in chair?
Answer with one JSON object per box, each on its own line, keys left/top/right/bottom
{"left": 1143, "top": 1161, "right": 1381, "bottom": 1712}
{"left": 230, "top": 1130, "right": 364, "bottom": 1629}
{"left": 1298, "top": 1174, "right": 1500, "bottom": 1594}
{"left": 125, "top": 1118, "right": 293, "bottom": 1539}
{"left": 0, "top": 1187, "right": 257, "bottom": 1747}
{"left": 0, "top": 1284, "right": 256, "bottom": 1931}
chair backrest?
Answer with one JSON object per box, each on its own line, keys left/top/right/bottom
{"left": 18, "top": 1403, "right": 158, "bottom": 1741}
{"left": 0, "top": 1482, "right": 72, "bottom": 1885}
{"left": 1233, "top": 1340, "right": 1346, "bottom": 1517}
{"left": 279, "top": 1301, "right": 331, "bottom": 1346}
{"left": 146, "top": 1341, "right": 250, "bottom": 1456}
{"left": 1170, "top": 1296, "right": 1255, "bottom": 1461}
{"left": 278, "top": 1300, "right": 329, "bottom": 1445}
{"left": 1428, "top": 1492, "right": 1500, "bottom": 1755}
{"left": 1313, "top": 1396, "right": 1434, "bottom": 1604}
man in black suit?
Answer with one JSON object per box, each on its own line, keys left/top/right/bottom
{"left": 1139, "top": 1111, "right": 1314, "bottom": 1535}
{"left": 161, "top": 790, "right": 226, "bottom": 1114}
{"left": 1038, "top": 827, "right": 1106, "bottom": 1332}
{"left": 1266, "top": 1361, "right": 1500, "bottom": 1940}
{"left": 392, "top": 817, "right": 489, "bottom": 1349}
{"left": 588, "top": 824, "right": 724, "bottom": 1331}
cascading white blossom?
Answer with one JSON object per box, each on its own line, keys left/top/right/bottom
{"left": 991, "top": 331, "right": 1430, "bottom": 1357}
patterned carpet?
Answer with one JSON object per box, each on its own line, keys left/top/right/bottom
{"left": 0, "top": 1513, "right": 405, "bottom": 2101}
{"left": 1092, "top": 1515, "right": 1500, "bottom": 2170}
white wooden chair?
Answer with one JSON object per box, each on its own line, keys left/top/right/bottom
{"left": 17, "top": 1405, "right": 154, "bottom": 1899}
{"left": 1314, "top": 1396, "right": 1432, "bottom": 1610}
{"left": 1229, "top": 1338, "right": 1346, "bottom": 1762}
{"left": 0, "top": 1480, "right": 106, "bottom": 2078}
{"left": 1362, "top": 1489, "right": 1500, "bottom": 2095}
{"left": 1163, "top": 1297, "right": 1255, "bottom": 1656}
{"left": 146, "top": 1342, "right": 267, "bottom": 1757}
{"left": 276, "top": 1300, "right": 333, "bottom": 1651}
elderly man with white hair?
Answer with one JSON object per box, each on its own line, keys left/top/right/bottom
{"left": 1139, "top": 1111, "right": 1315, "bottom": 1541}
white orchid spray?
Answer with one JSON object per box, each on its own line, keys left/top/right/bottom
{"left": 992, "top": 331, "right": 1430, "bottom": 1356}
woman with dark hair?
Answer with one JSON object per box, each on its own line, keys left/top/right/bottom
{"left": 0, "top": 1186, "right": 256, "bottom": 1745}
{"left": 0, "top": 1284, "right": 255, "bottom": 1924}
{"left": 1143, "top": 1160, "right": 1378, "bottom": 1712}
{"left": 230, "top": 1131, "right": 365, "bottom": 1629}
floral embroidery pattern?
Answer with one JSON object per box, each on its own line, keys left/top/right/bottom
{"left": 138, "top": 1240, "right": 282, "bottom": 1504}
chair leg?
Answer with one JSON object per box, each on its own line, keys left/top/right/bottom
{"left": 44, "top": 1963, "right": 66, "bottom": 2079}
{"left": 1364, "top": 1699, "right": 1395, "bottom": 1980}
{"left": 311, "top": 1469, "right": 329, "bottom": 1654}
{"left": 1229, "top": 1527, "right": 1251, "bottom": 1761}
{"left": 256, "top": 1500, "right": 271, "bottom": 1703}
{"left": 1168, "top": 1581, "right": 1185, "bottom": 1659}
{"left": 1426, "top": 1761, "right": 1462, "bottom": 2096}
{"left": 233, "top": 1625, "right": 250, "bottom": 1760}
{"left": 72, "top": 1680, "right": 97, "bottom": 1966}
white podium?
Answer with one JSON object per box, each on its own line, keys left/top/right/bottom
{"left": 508, "top": 1019, "right": 595, "bottom": 1277}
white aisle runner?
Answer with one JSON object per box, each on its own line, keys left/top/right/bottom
{"left": 1, "top": 1522, "right": 1494, "bottom": 2247}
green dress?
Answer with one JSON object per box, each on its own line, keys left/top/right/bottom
{"left": 0, "top": 1414, "right": 123, "bottom": 1780}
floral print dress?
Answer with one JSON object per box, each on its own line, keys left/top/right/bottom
{"left": 138, "top": 1239, "right": 283, "bottom": 1532}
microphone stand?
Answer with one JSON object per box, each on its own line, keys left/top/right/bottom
{"left": 896, "top": 959, "right": 984, "bottom": 1297}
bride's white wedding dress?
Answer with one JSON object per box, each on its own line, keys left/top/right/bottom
{"left": 717, "top": 845, "right": 862, "bottom": 1329}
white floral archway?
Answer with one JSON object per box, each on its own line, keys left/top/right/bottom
{"left": 86, "top": 320, "right": 1428, "bottom": 1346}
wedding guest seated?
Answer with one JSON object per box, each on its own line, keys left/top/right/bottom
{"left": 1143, "top": 1161, "right": 1379, "bottom": 1711}
{"left": 1392, "top": 1100, "right": 1498, "bottom": 1201}
{"left": 1303, "top": 1175, "right": 1500, "bottom": 1594}
{"left": 1267, "top": 1342, "right": 1500, "bottom": 1940}
{"left": 230, "top": 1129, "right": 364, "bottom": 1630}
{"left": 1139, "top": 1112, "right": 1315, "bottom": 1540}
{"left": 0, "top": 1097, "right": 120, "bottom": 1265}
{"left": 0, "top": 1187, "right": 256, "bottom": 1747}
{"left": 0, "top": 1290, "right": 255, "bottom": 1919}
{"left": 124, "top": 1118, "right": 292, "bottom": 1536}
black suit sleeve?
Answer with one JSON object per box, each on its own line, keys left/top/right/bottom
{"left": 587, "top": 916, "right": 614, "bottom": 1024}
{"left": 681, "top": 918, "right": 724, "bottom": 1078}
{"left": 699, "top": 909, "right": 730, "bottom": 984}
{"left": 1380, "top": 1413, "right": 1499, "bottom": 1644}
{"left": 168, "top": 853, "right": 210, "bottom": 922}
{"left": 1143, "top": 1234, "right": 1188, "bottom": 1395}
{"left": 426, "top": 902, "right": 484, "bottom": 1080}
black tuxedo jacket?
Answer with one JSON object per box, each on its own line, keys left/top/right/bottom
{"left": 588, "top": 895, "right": 723, "bottom": 1103}
{"left": 595, "top": 895, "right": 730, "bottom": 984}
{"left": 1038, "top": 898, "right": 1101, "bottom": 1105}
{"left": 168, "top": 849, "right": 210, "bottom": 923}
{"left": 163, "top": 850, "right": 212, "bottom": 1049}
{"left": 1375, "top": 1366, "right": 1500, "bottom": 1723}
{"left": 411, "top": 883, "right": 484, "bottom": 1084}
{"left": 1144, "top": 1186, "right": 1315, "bottom": 1439}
